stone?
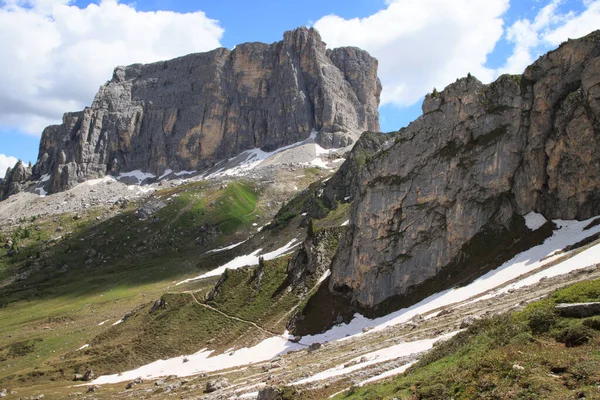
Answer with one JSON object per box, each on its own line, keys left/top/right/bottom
{"left": 82, "top": 369, "right": 94, "bottom": 381}
{"left": 308, "top": 342, "right": 322, "bottom": 352}
{"left": 555, "top": 302, "right": 600, "bottom": 318}
{"left": 329, "top": 30, "right": 600, "bottom": 309}
{"left": 13, "top": 27, "right": 380, "bottom": 196}
{"left": 257, "top": 386, "right": 284, "bottom": 400}
{"left": 86, "top": 385, "right": 100, "bottom": 393}
{"left": 205, "top": 377, "right": 229, "bottom": 393}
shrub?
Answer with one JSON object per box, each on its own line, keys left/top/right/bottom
{"left": 417, "top": 383, "right": 447, "bottom": 399}
{"left": 583, "top": 317, "right": 600, "bottom": 331}
{"left": 526, "top": 306, "right": 557, "bottom": 334}
{"left": 554, "top": 324, "right": 594, "bottom": 347}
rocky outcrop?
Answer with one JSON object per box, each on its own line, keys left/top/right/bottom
{"left": 330, "top": 31, "right": 600, "bottom": 309}
{"left": 27, "top": 27, "right": 380, "bottom": 194}
{"left": 0, "top": 161, "right": 32, "bottom": 200}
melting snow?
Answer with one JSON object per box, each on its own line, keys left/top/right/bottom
{"left": 97, "top": 319, "right": 109, "bottom": 326}
{"left": 359, "top": 360, "right": 417, "bottom": 386}
{"left": 292, "top": 332, "right": 457, "bottom": 385}
{"left": 206, "top": 240, "right": 248, "bottom": 254}
{"left": 176, "top": 239, "right": 300, "bottom": 285}
{"left": 174, "top": 170, "right": 197, "bottom": 177}
{"left": 92, "top": 334, "right": 302, "bottom": 385}
{"left": 524, "top": 211, "right": 547, "bottom": 231}
{"left": 77, "top": 344, "right": 90, "bottom": 351}
{"left": 39, "top": 174, "right": 51, "bottom": 183}
{"left": 118, "top": 170, "right": 155, "bottom": 184}
{"left": 341, "top": 220, "right": 350, "bottom": 226}
{"left": 35, "top": 187, "right": 47, "bottom": 197}
{"left": 158, "top": 169, "right": 173, "bottom": 180}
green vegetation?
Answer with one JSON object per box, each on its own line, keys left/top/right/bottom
{"left": 0, "top": 180, "right": 272, "bottom": 387}
{"left": 207, "top": 256, "right": 302, "bottom": 332}
{"left": 334, "top": 278, "right": 600, "bottom": 400}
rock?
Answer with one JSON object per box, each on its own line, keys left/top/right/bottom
{"left": 329, "top": 30, "right": 600, "bottom": 309}
{"left": 308, "top": 342, "right": 322, "bottom": 352}
{"left": 73, "top": 374, "right": 84, "bottom": 381}
{"left": 125, "top": 377, "right": 142, "bottom": 390}
{"left": 513, "top": 364, "right": 525, "bottom": 371}
{"left": 86, "top": 385, "right": 100, "bottom": 393}
{"left": 257, "top": 386, "right": 284, "bottom": 400}
{"left": 205, "top": 377, "right": 229, "bottom": 393}
{"left": 0, "top": 160, "right": 32, "bottom": 199}
{"left": 410, "top": 314, "right": 424, "bottom": 323}
{"left": 555, "top": 302, "right": 600, "bottom": 318}
{"left": 136, "top": 200, "right": 166, "bottom": 219}
{"left": 82, "top": 369, "right": 95, "bottom": 381}
{"left": 149, "top": 298, "right": 167, "bottom": 314}
{"left": 0, "top": 389, "right": 5, "bottom": 398}
{"left": 459, "top": 316, "right": 478, "bottom": 329}
{"left": 21, "top": 27, "right": 380, "bottom": 195}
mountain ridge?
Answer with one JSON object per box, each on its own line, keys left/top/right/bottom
{"left": 1, "top": 26, "right": 380, "bottom": 197}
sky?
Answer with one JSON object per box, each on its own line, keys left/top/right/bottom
{"left": 0, "top": 0, "right": 599, "bottom": 177}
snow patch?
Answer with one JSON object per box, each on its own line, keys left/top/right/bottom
{"left": 92, "top": 334, "right": 302, "bottom": 385}
{"left": 118, "top": 170, "right": 155, "bottom": 184}
{"left": 97, "top": 319, "right": 109, "bottom": 326}
{"left": 341, "top": 220, "right": 349, "bottom": 226}
{"left": 206, "top": 240, "right": 247, "bottom": 254}
{"left": 39, "top": 174, "right": 51, "bottom": 183}
{"left": 524, "top": 211, "right": 547, "bottom": 231}
{"left": 77, "top": 344, "right": 90, "bottom": 351}
{"left": 158, "top": 169, "right": 173, "bottom": 180}
{"left": 359, "top": 360, "right": 417, "bottom": 386}
{"left": 176, "top": 239, "right": 300, "bottom": 285}
{"left": 292, "top": 332, "right": 457, "bottom": 385}
{"left": 174, "top": 170, "right": 197, "bottom": 177}
{"left": 35, "top": 187, "right": 47, "bottom": 197}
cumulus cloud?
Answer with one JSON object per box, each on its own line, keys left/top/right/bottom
{"left": 0, "top": 154, "right": 18, "bottom": 179}
{"left": 314, "top": 0, "right": 510, "bottom": 107}
{"left": 0, "top": 0, "right": 223, "bottom": 135}
{"left": 499, "top": 0, "right": 600, "bottom": 75}
{"left": 315, "top": 0, "right": 600, "bottom": 109}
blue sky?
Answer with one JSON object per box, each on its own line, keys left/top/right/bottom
{"left": 0, "top": 0, "right": 597, "bottom": 174}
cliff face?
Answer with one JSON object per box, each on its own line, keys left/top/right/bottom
{"left": 28, "top": 27, "right": 380, "bottom": 194}
{"left": 330, "top": 31, "right": 600, "bottom": 309}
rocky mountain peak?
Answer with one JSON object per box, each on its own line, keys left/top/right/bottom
{"left": 3, "top": 26, "right": 380, "bottom": 197}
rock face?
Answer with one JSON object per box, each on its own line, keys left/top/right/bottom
{"left": 0, "top": 161, "right": 32, "bottom": 200}
{"left": 29, "top": 27, "right": 380, "bottom": 194}
{"left": 330, "top": 31, "right": 600, "bottom": 309}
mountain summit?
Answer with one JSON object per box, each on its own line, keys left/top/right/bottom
{"left": 2, "top": 27, "right": 380, "bottom": 196}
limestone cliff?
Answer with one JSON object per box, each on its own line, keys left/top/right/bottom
{"left": 330, "top": 31, "right": 600, "bottom": 309}
{"left": 23, "top": 27, "right": 380, "bottom": 194}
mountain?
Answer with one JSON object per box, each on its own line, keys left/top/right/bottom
{"left": 2, "top": 28, "right": 600, "bottom": 400}
{"left": 329, "top": 31, "right": 600, "bottom": 310}
{"left": 1, "top": 27, "right": 380, "bottom": 197}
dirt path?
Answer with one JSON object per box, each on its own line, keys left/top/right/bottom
{"left": 187, "top": 292, "right": 284, "bottom": 338}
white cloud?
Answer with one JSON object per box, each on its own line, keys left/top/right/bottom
{"left": 0, "top": 0, "right": 223, "bottom": 136}
{"left": 498, "top": 0, "right": 600, "bottom": 75}
{"left": 314, "top": 0, "right": 510, "bottom": 107}
{"left": 0, "top": 154, "right": 18, "bottom": 179}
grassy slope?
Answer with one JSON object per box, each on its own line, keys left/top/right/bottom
{"left": 333, "top": 278, "right": 600, "bottom": 400}
{"left": 0, "top": 180, "right": 270, "bottom": 386}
